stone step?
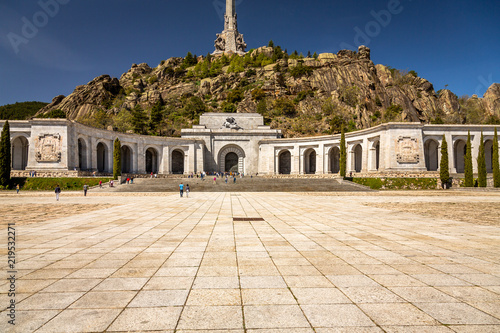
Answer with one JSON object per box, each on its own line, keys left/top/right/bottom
{"left": 108, "top": 177, "right": 372, "bottom": 192}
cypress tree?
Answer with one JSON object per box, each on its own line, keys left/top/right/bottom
{"left": 340, "top": 126, "right": 347, "bottom": 177}
{"left": 477, "top": 132, "right": 487, "bottom": 187}
{"left": 464, "top": 131, "right": 474, "bottom": 187}
{"left": 0, "top": 121, "right": 11, "bottom": 187}
{"left": 439, "top": 135, "right": 449, "bottom": 188}
{"left": 493, "top": 128, "right": 500, "bottom": 188}
{"left": 113, "top": 138, "right": 121, "bottom": 180}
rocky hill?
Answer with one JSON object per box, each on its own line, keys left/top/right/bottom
{"left": 36, "top": 45, "right": 500, "bottom": 137}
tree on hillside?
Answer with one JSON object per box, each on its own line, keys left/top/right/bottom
{"left": 0, "top": 121, "right": 11, "bottom": 187}
{"left": 340, "top": 127, "right": 347, "bottom": 177}
{"left": 493, "top": 128, "right": 500, "bottom": 188}
{"left": 268, "top": 40, "right": 274, "bottom": 48}
{"left": 440, "top": 135, "right": 449, "bottom": 188}
{"left": 464, "top": 131, "right": 474, "bottom": 187}
{"left": 113, "top": 138, "right": 121, "bottom": 180}
{"left": 150, "top": 100, "right": 164, "bottom": 134}
{"left": 477, "top": 132, "right": 487, "bottom": 187}
{"left": 131, "top": 105, "right": 147, "bottom": 134}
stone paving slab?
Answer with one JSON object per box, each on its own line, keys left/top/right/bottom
{"left": 1, "top": 192, "right": 500, "bottom": 332}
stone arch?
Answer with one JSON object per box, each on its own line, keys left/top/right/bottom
{"left": 329, "top": 147, "right": 340, "bottom": 174}
{"left": 78, "top": 138, "right": 87, "bottom": 170}
{"left": 218, "top": 145, "right": 245, "bottom": 174}
{"left": 370, "top": 140, "right": 380, "bottom": 171}
{"left": 354, "top": 144, "right": 363, "bottom": 173}
{"left": 424, "top": 139, "right": 439, "bottom": 171}
{"left": 454, "top": 139, "right": 467, "bottom": 173}
{"left": 485, "top": 140, "right": 493, "bottom": 173}
{"left": 171, "top": 149, "right": 185, "bottom": 174}
{"left": 304, "top": 148, "right": 316, "bottom": 174}
{"left": 11, "top": 136, "right": 29, "bottom": 170}
{"left": 146, "top": 147, "right": 159, "bottom": 174}
{"left": 96, "top": 142, "right": 108, "bottom": 172}
{"left": 278, "top": 150, "right": 291, "bottom": 175}
{"left": 121, "top": 145, "right": 133, "bottom": 173}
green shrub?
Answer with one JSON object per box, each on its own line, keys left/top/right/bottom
{"left": 352, "top": 177, "right": 438, "bottom": 190}
{"left": 42, "top": 109, "right": 66, "bottom": 119}
{"left": 293, "top": 90, "right": 314, "bottom": 104}
{"left": 9, "top": 178, "right": 112, "bottom": 191}
{"left": 0, "top": 101, "right": 48, "bottom": 120}
{"left": 274, "top": 98, "right": 296, "bottom": 116}
{"left": 289, "top": 63, "right": 313, "bottom": 78}
{"left": 226, "top": 89, "right": 244, "bottom": 104}
{"left": 251, "top": 88, "right": 266, "bottom": 101}
{"left": 477, "top": 132, "right": 487, "bottom": 187}
{"left": 384, "top": 104, "right": 403, "bottom": 121}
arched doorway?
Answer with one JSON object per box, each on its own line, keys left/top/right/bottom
{"left": 171, "top": 149, "right": 184, "bottom": 174}
{"left": 278, "top": 150, "right": 291, "bottom": 174}
{"left": 11, "top": 136, "right": 28, "bottom": 170}
{"left": 425, "top": 139, "right": 439, "bottom": 171}
{"left": 146, "top": 148, "right": 159, "bottom": 174}
{"left": 304, "top": 149, "right": 316, "bottom": 174}
{"left": 78, "top": 138, "right": 87, "bottom": 170}
{"left": 218, "top": 145, "right": 245, "bottom": 174}
{"left": 485, "top": 140, "right": 493, "bottom": 173}
{"left": 354, "top": 144, "right": 363, "bottom": 173}
{"left": 329, "top": 147, "right": 340, "bottom": 174}
{"left": 96, "top": 142, "right": 108, "bottom": 172}
{"left": 121, "top": 145, "right": 132, "bottom": 173}
{"left": 225, "top": 152, "right": 239, "bottom": 173}
{"left": 454, "top": 140, "right": 466, "bottom": 173}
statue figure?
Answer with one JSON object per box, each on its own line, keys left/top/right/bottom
{"left": 214, "top": 34, "right": 225, "bottom": 52}
{"left": 222, "top": 117, "right": 242, "bottom": 130}
{"left": 236, "top": 33, "right": 247, "bottom": 52}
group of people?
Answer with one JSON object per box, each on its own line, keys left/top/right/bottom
{"left": 179, "top": 183, "right": 190, "bottom": 197}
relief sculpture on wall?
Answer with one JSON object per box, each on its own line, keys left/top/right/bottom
{"left": 35, "top": 134, "right": 62, "bottom": 162}
{"left": 396, "top": 136, "right": 419, "bottom": 163}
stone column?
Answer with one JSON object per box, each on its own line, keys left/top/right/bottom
{"left": 317, "top": 143, "right": 324, "bottom": 174}
{"left": 137, "top": 142, "right": 145, "bottom": 174}
{"left": 292, "top": 145, "right": 300, "bottom": 175}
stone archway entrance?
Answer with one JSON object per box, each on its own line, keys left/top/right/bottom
{"left": 219, "top": 145, "right": 245, "bottom": 174}
{"left": 96, "top": 142, "right": 108, "bottom": 172}
{"left": 12, "top": 136, "right": 29, "bottom": 170}
{"left": 146, "top": 148, "right": 159, "bottom": 174}
{"left": 329, "top": 147, "right": 340, "bottom": 174}
{"left": 172, "top": 150, "right": 185, "bottom": 174}
{"left": 225, "top": 152, "right": 239, "bottom": 173}
{"left": 121, "top": 145, "right": 132, "bottom": 173}
{"left": 279, "top": 150, "right": 291, "bottom": 174}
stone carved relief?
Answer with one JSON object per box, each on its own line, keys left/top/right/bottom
{"left": 396, "top": 136, "right": 419, "bottom": 163}
{"left": 35, "top": 134, "right": 62, "bottom": 162}
{"left": 222, "top": 117, "right": 242, "bottom": 130}
{"left": 214, "top": 33, "right": 225, "bottom": 52}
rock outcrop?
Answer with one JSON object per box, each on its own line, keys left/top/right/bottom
{"left": 36, "top": 45, "right": 499, "bottom": 137}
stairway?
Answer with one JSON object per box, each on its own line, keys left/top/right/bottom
{"left": 108, "top": 176, "right": 372, "bottom": 192}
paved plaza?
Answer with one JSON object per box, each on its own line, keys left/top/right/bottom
{"left": 1, "top": 191, "right": 500, "bottom": 332}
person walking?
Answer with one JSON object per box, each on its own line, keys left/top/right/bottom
{"left": 83, "top": 184, "right": 88, "bottom": 196}
{"left": 213, "top": 176, "right": 217, "bottom": 184}
{"left": 179, "top": 183, "right": 184, "bottom": 197}
{"left": 99, "top": 180, "right": 102, "bottom": 188}
{"left": 186, "top": 184, "right": 190, "bottom": 198}
{"left": 16, "top": 184, "right": 20, "bottom": 194}
{"left": 55, "top": 184, "right": 61, "bottom": 201}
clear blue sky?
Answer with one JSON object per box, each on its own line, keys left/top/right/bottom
{"left": 0, "top": 0, "right": 499, "bottom": 105}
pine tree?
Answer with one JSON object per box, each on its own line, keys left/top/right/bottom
{"left": 150, "top": 100, "right": 164, "bottom": 133}
{"left": 132, "top": 105, "right": 147, "bottom": 134}
{"left": 439, "top": 135, "right": 449, "bottom": 188}
{"left": 340, "top": 126, "right": 347, "bottom": 177}
{"left": 493, "top": 128, "right": 500, "bottom": 188}
{"left": 464, "top": 131, "right": 474, "bottom": 187}
{"left": 0, "top": 121, "right": 11, "bottom": 187}
{"left": 268, "top": 40, "right": 274, "bottom": 48}
{"left": 113, "top": 138, "right": 121, "bottom": 180}
{"left": 477, "top": 132, "right": 487, "bottom": 187}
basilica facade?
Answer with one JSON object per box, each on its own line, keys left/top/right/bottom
{"left": 2, "top": 113, "right": 498, "bottom": 178}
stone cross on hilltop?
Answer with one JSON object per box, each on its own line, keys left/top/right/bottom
{"left": 213, "top": 0, "right": 247, "bottom": 55}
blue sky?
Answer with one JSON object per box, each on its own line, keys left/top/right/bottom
{"left": 0, "top": 0, "right": 499, "bottom": 105}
